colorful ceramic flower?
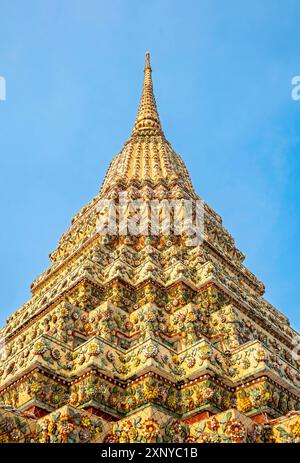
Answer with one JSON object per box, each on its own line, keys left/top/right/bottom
{"left": 85, "top": 383, "right": 98, "bottom": 396}
{"left": 242, "top": 358, "right": 251, "bottom": 369}
{"left": 79, "top": 428, "right": 90, "bottom": 442}
{"left": 186, "top": 356, "right": 196, "bottom": 368}
{"left": 125, "top": 321, "right": 133, "bottom": 331}
{"left": 141, "top": 419, "right": 160, "bottom": 440}
{"left": 57, "top": 416, "right": 75, "bottom": 438}
{"left": 254, "top": 348, "right": 266, "bottom": 362}
{"left": 33, "top": 341, "right": 47, "bottom": 355}
{"left": 50, "top": 392, "right": 61, "bottom": 404}
{"left": 225, "top": 420, "right": 246, "bottom": 442}
{"left": 143, "top": 344, "right": 159, "bottom": 358}
{"left": 10, "top": 428, "right": 23, "bottom": 442}
{"left": 30, "top": 381, "right": 42, "bottom": 394}
{"left": 198, "top": 345, "right": 211, "bottom": 360}
{"left": 144, "top": 384, "right": 158, "bottom": 400}
{"left": 237, "top": 394, "right": 252, "bottom": 412}
{"left": 202, "top": 387, "right": 214, "bottom": 400}
{"left": 207, "top": 416, "right": 220, "bottom": 432}
{"left": 81, "top": 415, "right": 92, "bottom": 428}
{"left": 88, "top": 342, "right": 101, "bottom": 355}
{"left": 51, "top": 348, "right": 61, "bottom": 360}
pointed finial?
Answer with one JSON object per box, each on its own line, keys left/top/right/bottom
{"left": 145, "top": 51, "right": 151, "bottom": 69}
{"left": 131, "top": 52, "right": 163, "bottom": 137}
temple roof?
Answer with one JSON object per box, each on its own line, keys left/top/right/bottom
{"left": 100, "top": 53, "right": 196, "bottom": 197}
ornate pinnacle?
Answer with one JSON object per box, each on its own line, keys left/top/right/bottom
{"left": 131, "top": 52, "right": 163, "bottom": 137}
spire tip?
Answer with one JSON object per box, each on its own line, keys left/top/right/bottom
{"left": 145, "top": 51, "right": 151, "bottom": 68}
{"left": 131, "top": 51, "right": 162, "bottom": 136}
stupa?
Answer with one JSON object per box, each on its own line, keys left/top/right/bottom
{"left": 0, "top": 53, "right": 300, "bottom": 444}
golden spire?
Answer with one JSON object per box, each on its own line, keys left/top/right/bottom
{"left": 131, "top": 52, "right": 163, "bottom": 136}
{"left": 100, "top": 52, "right": 196, "bottom": 197}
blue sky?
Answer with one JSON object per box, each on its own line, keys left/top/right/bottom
{"left": 0, "top": 0, "right": 299, "bottom": 330}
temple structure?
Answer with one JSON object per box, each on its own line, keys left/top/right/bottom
{"left": 0, "top": 53, "right": 300, "bottom": 443}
